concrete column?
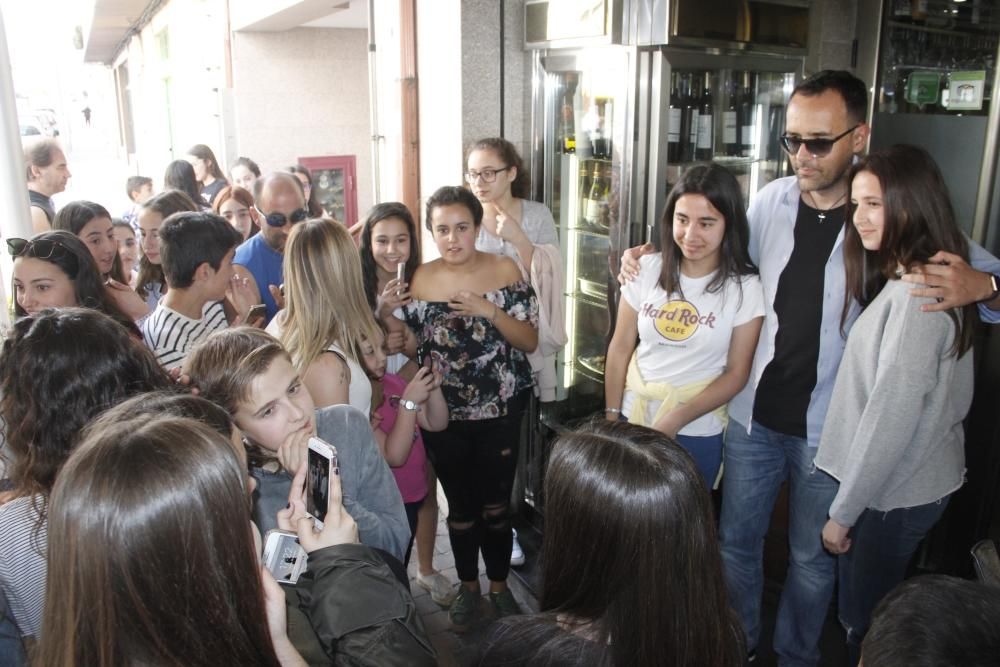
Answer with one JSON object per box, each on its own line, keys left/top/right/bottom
{"left": 0, "top": 6, "right": 33, "bottom": 326}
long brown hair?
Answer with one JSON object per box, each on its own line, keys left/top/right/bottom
{"left": 483, "top": 420, "right": 744, "bottom": 666}
{"left": 843, "top": 144, "right": 975, "bottom": 356}
{"left": 36, "top": 415, "right": 281, "bottom": 667}
{"left": 135, "top": 189, "right": 199, "bottom": 298}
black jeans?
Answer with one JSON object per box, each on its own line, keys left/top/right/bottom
{"left": 421, "top": 394, "right": 526, "bottom": 583}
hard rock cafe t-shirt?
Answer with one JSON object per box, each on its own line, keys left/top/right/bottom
{"left": 620, "top": 252, "right": 765, "bottom": 436}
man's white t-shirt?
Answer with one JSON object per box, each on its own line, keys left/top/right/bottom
{"left": 621, "top": 253, "right": 765, "bottom": 436}
{"left": 142, "top": 300, "right": 228, "bottom": 370}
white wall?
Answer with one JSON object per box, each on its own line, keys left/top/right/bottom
{"left": 231, "top": 27, "right": 373, "bottom": 221}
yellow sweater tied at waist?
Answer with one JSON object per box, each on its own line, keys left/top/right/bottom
{"left": 625, "top": 353, "right": 729, "bottom": 429}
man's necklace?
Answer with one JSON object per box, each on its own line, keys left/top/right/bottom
{"left": 804, "top": 190, "right": 847, "bottom": 222}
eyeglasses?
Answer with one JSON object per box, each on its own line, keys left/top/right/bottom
{"left": 779, "top": 125, "right": 860, "bottom": 157}
{"left": 264, "top": 208, "right": 309, "bottom": 228}
{"left": 7, "top": 237, "right": 68, "bottom": 259}
{"left": 464, "top": 166, "right": 511, "bottom": 184}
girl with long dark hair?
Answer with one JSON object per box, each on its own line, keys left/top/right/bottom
{"left": 187, "top": 144, "right": 229, "bottom": 205}
{"left": 816, "top": 144, "right": 977, "bottom": 664}
{"left": 52, "top": 201, "right": 147, "bottom": 320}
{"left": 0, "top": 308, "right": 169, "bottom": 644}
{"left": 164, "top": 160, "right": 207, "bottom": 208}
{"left": 134, "top": 189, "right": 199, "bottom": 310}
{"left": 287, "top": 165, "right": 325, "bottom": 218}
{"left": 9, "top": 231, "right": 141, "bottom": 336}
{"left": 604, "top": 164, "right": 763, "bottom": 485}
{"left": 479, "top": 420, "right": 745, "bottom": 666}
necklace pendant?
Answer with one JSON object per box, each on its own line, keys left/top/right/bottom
{"left": 817, "top": 212, "right": 826, "bottom": 222}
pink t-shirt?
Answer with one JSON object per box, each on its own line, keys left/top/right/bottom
{"left": 376, "top": 373, "right": 429, "bottom": 503}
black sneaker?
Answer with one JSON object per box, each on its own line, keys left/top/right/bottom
{"left": 449, "top": 585, "right": 480, "bottom": 630}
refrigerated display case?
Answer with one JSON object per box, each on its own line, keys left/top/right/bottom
{"left": 517, "top": 2, "right": 805, "bottom": 524}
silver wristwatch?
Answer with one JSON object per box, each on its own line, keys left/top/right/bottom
{"left": 400, "top": 399, "right": 420, "bottom": 412}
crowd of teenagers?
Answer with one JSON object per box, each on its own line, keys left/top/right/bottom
{"left": 4, "top": 69, "right": 1000, "bottom": 667}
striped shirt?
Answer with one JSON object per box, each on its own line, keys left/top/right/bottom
{"left": 141, "top": 300, "right": 228, "bottom": 370}
{"left": 0, "top": 496, "right": 47, "bottom": 637}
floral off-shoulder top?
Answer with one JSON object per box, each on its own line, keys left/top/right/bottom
{"left": 400, "top": 280, "right": 539, "bottom": 421}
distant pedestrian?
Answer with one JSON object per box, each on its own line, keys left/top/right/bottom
{"left": 82, "top": 106, "right": 91, "bottom": 126}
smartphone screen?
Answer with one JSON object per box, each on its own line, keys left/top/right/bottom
{"left": 306, "top": 438, "right": 337, "bottom": 523}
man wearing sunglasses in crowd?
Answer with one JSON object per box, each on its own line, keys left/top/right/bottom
{"left": 232, "top": 171, "right": 310, "bottom": 324}
{"left": 618, "top": 70, "right": 1000, "bottom": 665}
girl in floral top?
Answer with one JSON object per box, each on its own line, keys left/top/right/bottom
{"left": 385, "top": 185, "right": 538, "bottom": 629}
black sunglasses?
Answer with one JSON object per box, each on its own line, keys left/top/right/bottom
{"left": 780, "top": 124, "right": 860, "bottom": 157}
{"left": 7, "top": 237, "right": 67, "bottom": 259}
{"left": 264, "top": 208, "right": 309, "bottom": 228}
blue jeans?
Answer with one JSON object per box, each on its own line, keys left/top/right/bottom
{"left": 839, "top": 497, "right": 950, "bottom": 665}
{"left": 676, "top": 432, "right": 724, "bottom": 487}
{"left": 718, "top": 419, "right": 839, "bottom": 667}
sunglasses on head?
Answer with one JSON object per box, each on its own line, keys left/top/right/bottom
{"left": 780, "top": 124, "right": 860, "bottom": 158}
{"left": 264, "top": 208, "right": 309, "bottom": 228}
{"left": 7, "top": 237, "right": 67, "bottom": 259}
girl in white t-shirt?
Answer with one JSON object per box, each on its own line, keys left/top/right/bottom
{"left": 605, "top": 164, "right": 765, "bottom": 485}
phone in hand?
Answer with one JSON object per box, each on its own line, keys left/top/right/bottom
{"left": 247, "top": 304, "right": 267, "bottom": 321}
{"left": 307, "top": 437, "right": 338, "bottom": 527}
{"left": 262, "top": 529, "right": 308, "bottom": 585}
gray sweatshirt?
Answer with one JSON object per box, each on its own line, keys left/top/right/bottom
{"left": 815, "top": 279, "right": 971, "bottom": 527}
{"left": 251, "top": 404, "right": 410, "bottom": 562}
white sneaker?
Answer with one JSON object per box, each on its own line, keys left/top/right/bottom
{"left": 510, "top": 528, "right": 525, "bottom": 567}
{"left": 416, "top": 571, "right": 456, "bottom": 606}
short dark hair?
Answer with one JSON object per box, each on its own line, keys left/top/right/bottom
{"left": 126, "top": 176, "right": 153, "bottom": 200}
{"left": 159, "top": 211, "right": 242, "bottom": 288}
{"left": 791, "top": 70, "right": 868, "bottom": 124}
{"left": 861, "top": 575, "right": 1000, "bottom": 667}
{"left": 424, "top": 185, "right": 483, "bottom": 231}
{"left": 23, "top": 138, "right": 61, "bottom": 181}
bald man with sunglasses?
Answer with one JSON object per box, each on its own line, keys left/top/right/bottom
{"left": 619, "top": 70, "right": 1000, "bottom": 665}
{"left": 232, "top": 172, "right": 311, "bottom": 325}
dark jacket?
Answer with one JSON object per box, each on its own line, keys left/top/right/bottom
{"left": 291, "top": 544, "right": 436, "bottom": 667}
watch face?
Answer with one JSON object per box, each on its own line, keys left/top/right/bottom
{"left": 992, "top": 274, "right": 1000, "bottom": 293}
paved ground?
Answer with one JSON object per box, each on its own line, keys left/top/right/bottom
{"left": 405, "top": 485, "right": 539, "bottom": 667}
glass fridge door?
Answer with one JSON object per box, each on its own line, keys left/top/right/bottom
{"left": 640, "top": 48, "right": 801, "bottom": 242}
{"left": 532, "top": 46, "right": 634, "bottom": 433}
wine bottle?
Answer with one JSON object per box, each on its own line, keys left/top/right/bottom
{"left": 682, "top": 73, "right": 699, "bottom": 163}
{"left": 723, "top": 75, "right": 739, "bottom": 156}
{"left": 740, "top": 71, "right": 756, "bottom": 157}
{"left": 696, "top": 72, "right": 714, "bottom": 160}
{"left": 667, "top": 72, "right": 682, "bottom": 163}
{"left": 584, "top": 163, "right": 609, "bottom": 228}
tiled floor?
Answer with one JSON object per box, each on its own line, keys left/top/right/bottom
{"left": 405, "top": 485, "right": 539, "bottom": 666}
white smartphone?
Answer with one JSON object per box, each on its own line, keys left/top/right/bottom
{"left": 262, "top": 529, "right": 308, "bottom": 585}
{"left": 307, "top": 437, "right": 338, "bottom": 526}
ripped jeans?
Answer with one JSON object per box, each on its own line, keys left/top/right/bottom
{"left": 421, "top": 393, "right": 527, "bottom": 583}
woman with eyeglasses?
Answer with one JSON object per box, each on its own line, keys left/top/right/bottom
{"left": 287, "top": 165, "right": 325, "bottom": 219}
{"left": 214, "top": 185, "right": 262, "bottom": 241}
{"left": 266, "top": 219, "right": 383, "bottom": 416}
{"left": 466, "top": 138, "right": 557, "bottom": 270}
{"left": 134, "top": 189, "right": 200, "bottom": 312}
{"left": 382, "top": 185, "right": 538, "bottom": 629}
{"left": 9, "top": 231, "right": 141, "bottom": 337}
